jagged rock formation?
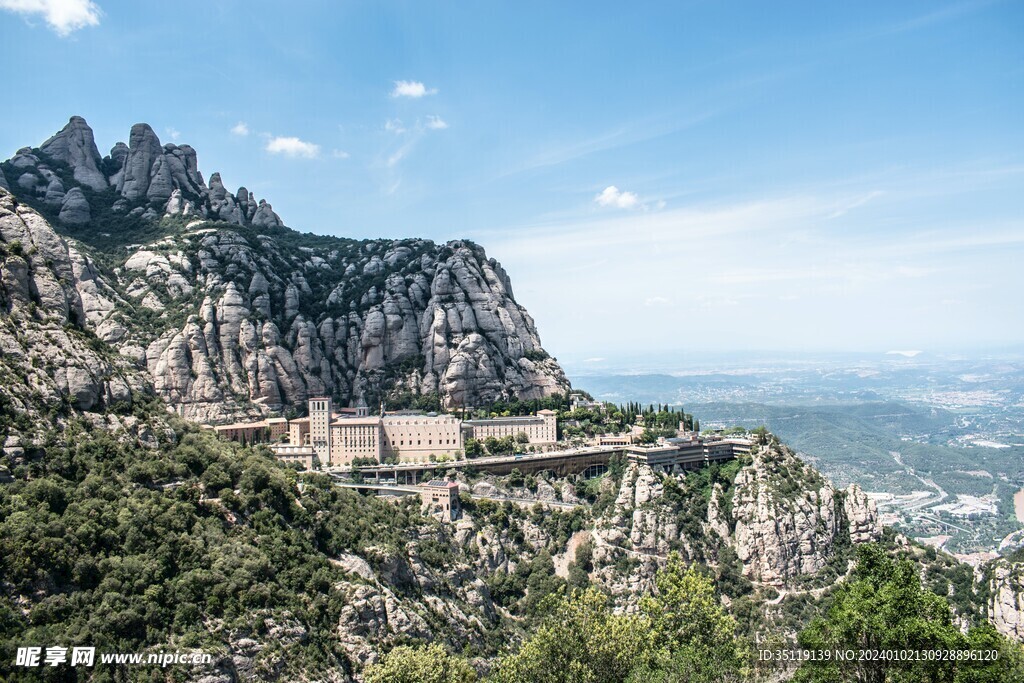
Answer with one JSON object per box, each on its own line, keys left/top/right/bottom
{"left": 39, "top": 115, "right": 108, "bottom": 192}
{"left": 0, "top": 117, "right": 569, "bottom": 421}
{"left": 0, "top": 189, "right": 149, "bottom": 436}
{"left": 114, "top": 231, "right": 567, "bottom": 421}
{"left": 989, "top": 560, "right": 1024, "bottom": 641}
{"left": 333, "top": 543, "right": 498, "bottom": 667}
{"left": 583, "top": 445, "right": 882, "bottom": 595}
{"left": 4, "top": 116, "right": 283, "bottom": 230}
{"left": 729, "top": 445, "right": 879, "bottom": 585}
{"left": 458, "top": 448, "right": 881, "bottom": 611}
{"left": 843, "top": 483, "right": 883, "bottom": 544}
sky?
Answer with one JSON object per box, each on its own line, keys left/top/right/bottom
{"left": 1, "top": 0, "right": 1022, "bottom": 366}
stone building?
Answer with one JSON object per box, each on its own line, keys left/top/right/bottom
{"left": 421, "top": 480, "right": 460, "bottom": 521}
{"left": 463, "top": 409, "right": 557, "bottom": 445}
{"left": 214, "top": 400, "right": 560, "bottom": 468}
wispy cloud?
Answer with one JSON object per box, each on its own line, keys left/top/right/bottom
{"left": 0, "top": 0, "right": 101, "bottom": 36}
{"left": 165, "top": 127, "right": 181, "bottom": 142}
{"left": 391, "top": 80, "right": 437, "bottom": 98}
{"left": 265, "top": 136, "right": 320, "bottom": 158}
{"left": 425, "top": 115, "right": 448, "bottom": 130}
{"left": 378, "top": 116, "right": 450, "bottom": 172}
{"left": 826, "top": 190, "right": 884, "bottom": 219}
{"left": 866, "top": 0, "right": 997, "bottom": 38}
{"left": 477, "top": 167, "right": 1024, "bottom": 354}
{"left": 230, "top": 121, "right": 250, "bottom": 137}
{"left": 332, "top": 149, "right": 350, "bottom": 159}
{"left": 500, "top": 108, "right": 721, "bottom": 180}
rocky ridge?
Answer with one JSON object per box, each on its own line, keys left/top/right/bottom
{"left": 1, "top": 118, "right": 570, "bottom": 420}
{"left": 453, "top": 445, "right": 882, "bottom": 608}
{"left": 6, "top": 116, "right": 283, "bottom": 229}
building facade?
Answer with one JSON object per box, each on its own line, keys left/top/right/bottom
{"left": 213, "top": 401, "right": 559, "bottom": 468}
{"left": 309, "top": 397, "right": 333, "bottom": 466}
{"left": 463, "top": 409, "right": 557, "bottom": 445}
{"left": 381, "top": 413, "right": 463, "bottom": 463}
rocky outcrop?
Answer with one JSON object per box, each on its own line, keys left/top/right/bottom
{"left": 2, "top": 117, "right": 283, "bottom": 231}
{"left": 844, "top": 483, "right": 882, "bottom": 544}
{"left": 729, "top": 445, "right": 879, "bottom": 585}
{"left": 989, "top": 560, "right": 1024, "bottom": 642}
{"left": 0, "top": 189, "right": 143, "bottom": 422}
{"left": 117, "top": 231, "right": 568, "bottom": 421}
{"left": 330, "top": 541, "right": 498, "bottom": 667}
{"left": 1, "top": 117, "right": 568, "bottom": 420}
{"left": 574, "top": 445, "right": 880, "bottom": 592}
{"left": 732, "top": 460, "right": 837, "bottom": 585}
{"left": 58, "top": 187, "right": 91, "bottom": 225}
{"left": 38, "top": 115, "right": 108, "bottom": 192}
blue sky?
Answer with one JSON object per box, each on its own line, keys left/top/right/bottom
{"left": 1, "top": 0, "right": 1022, "bottom": 364}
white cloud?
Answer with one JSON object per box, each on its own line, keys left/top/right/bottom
{"left": 0, "top": 0, "right": 101, "bottom": 36}
{"left": 425, "top": 115, "right": 448, "bottom": 130}
{"left": 332, "top": 149, "right": 350, "bottom": 159}
{"left": 644, "top": 296, "right": 672, "bottom": 307}
{"left": 595, "top": 185, "right": 640, "bottom": 209}
{"left": 391, "top": 80, "right": 437, "bottom": 98}
{"left": 385, "top": 119, "right": 407, "bottom": 135}
{"left": 230, "top": 121, "right": 250, "bottom": 137}
{"left": 265, "top": 136, "right": 320, "bottom": 159}
{"left": 165, "top": 127, "right": 181, "bottom": 142}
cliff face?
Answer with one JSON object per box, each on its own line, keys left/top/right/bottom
{"left": 989, "top": 560, "right": 1024, "bottom": 641}
{"left": 727, "top": 446, "right": 881, "bottom": 586}
{"left": 0, "top": 190, "right": 160, "bottom": 456}
{"left": 585, "top": 446, "right": 882, "bottom": 592}
{"left": 130, "top": 230, "right": 568, "bottom": 421}
{"left": 0, "top": 118, "right": 569, "bottom": 421}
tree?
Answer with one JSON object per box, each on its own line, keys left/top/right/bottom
{"left": 364, "top": 643, "right": 476, "bottom": 683}
{"left": 493, "top": 588, "right": 656, "bottom": 683}
{"left": 637, "top": 553, "right": 750, "bottom": 683}
{"left": 794, "top": 544, "right": 1024, "bottom": 683}
{"left": 515, "top": 431, "right": 530, "bottom": 445}
{"left": 637, "top": 429, "right": 658, "bottom": 445}
{"left": 464, "top": 438, "right": 484, "bottom": 458}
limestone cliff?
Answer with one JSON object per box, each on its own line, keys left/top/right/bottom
{"left": 0, "top": 189, "right": 157, "bottom": 449}
{"left": 585, "top": 446, "right": 882, "bottom": 591}
{"left": 988, "top": 559, "right": 1024, "bottom": 642}
{"left": 454, "top": 446, "right": 882, "bottom": 611}
{"left": 0, "top": 118, "right": 570, "bottom": 420}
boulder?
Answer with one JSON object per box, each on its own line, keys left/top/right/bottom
{"left": 58, "top": 187, "right": 91, "bottom": 225}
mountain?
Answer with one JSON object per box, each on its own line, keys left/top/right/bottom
{"left": 2, "top": 118, "right": 1023, "bottom": 681}
{"left": 0, "top": 117, "right": 569, "bottom": 422}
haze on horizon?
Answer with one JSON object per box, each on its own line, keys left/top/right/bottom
{"left": 1, "top": 0, "right": 1021, "bottom": 363}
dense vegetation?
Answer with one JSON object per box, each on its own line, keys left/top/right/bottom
{"left": 0, "top": 415, "right": 444, "bottom": 681}
{"left": 364, "top": 546, "right": 1024, "bottom": 683}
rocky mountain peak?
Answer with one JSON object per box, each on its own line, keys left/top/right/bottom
{"left": 3, "top": 116, "right": 282, "bottom": 231}
{"left": 0, "top": 117, "right": 569, "bottom": 419}
{"left": 38, "top": 116, "right": 108, "bottom": 192}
